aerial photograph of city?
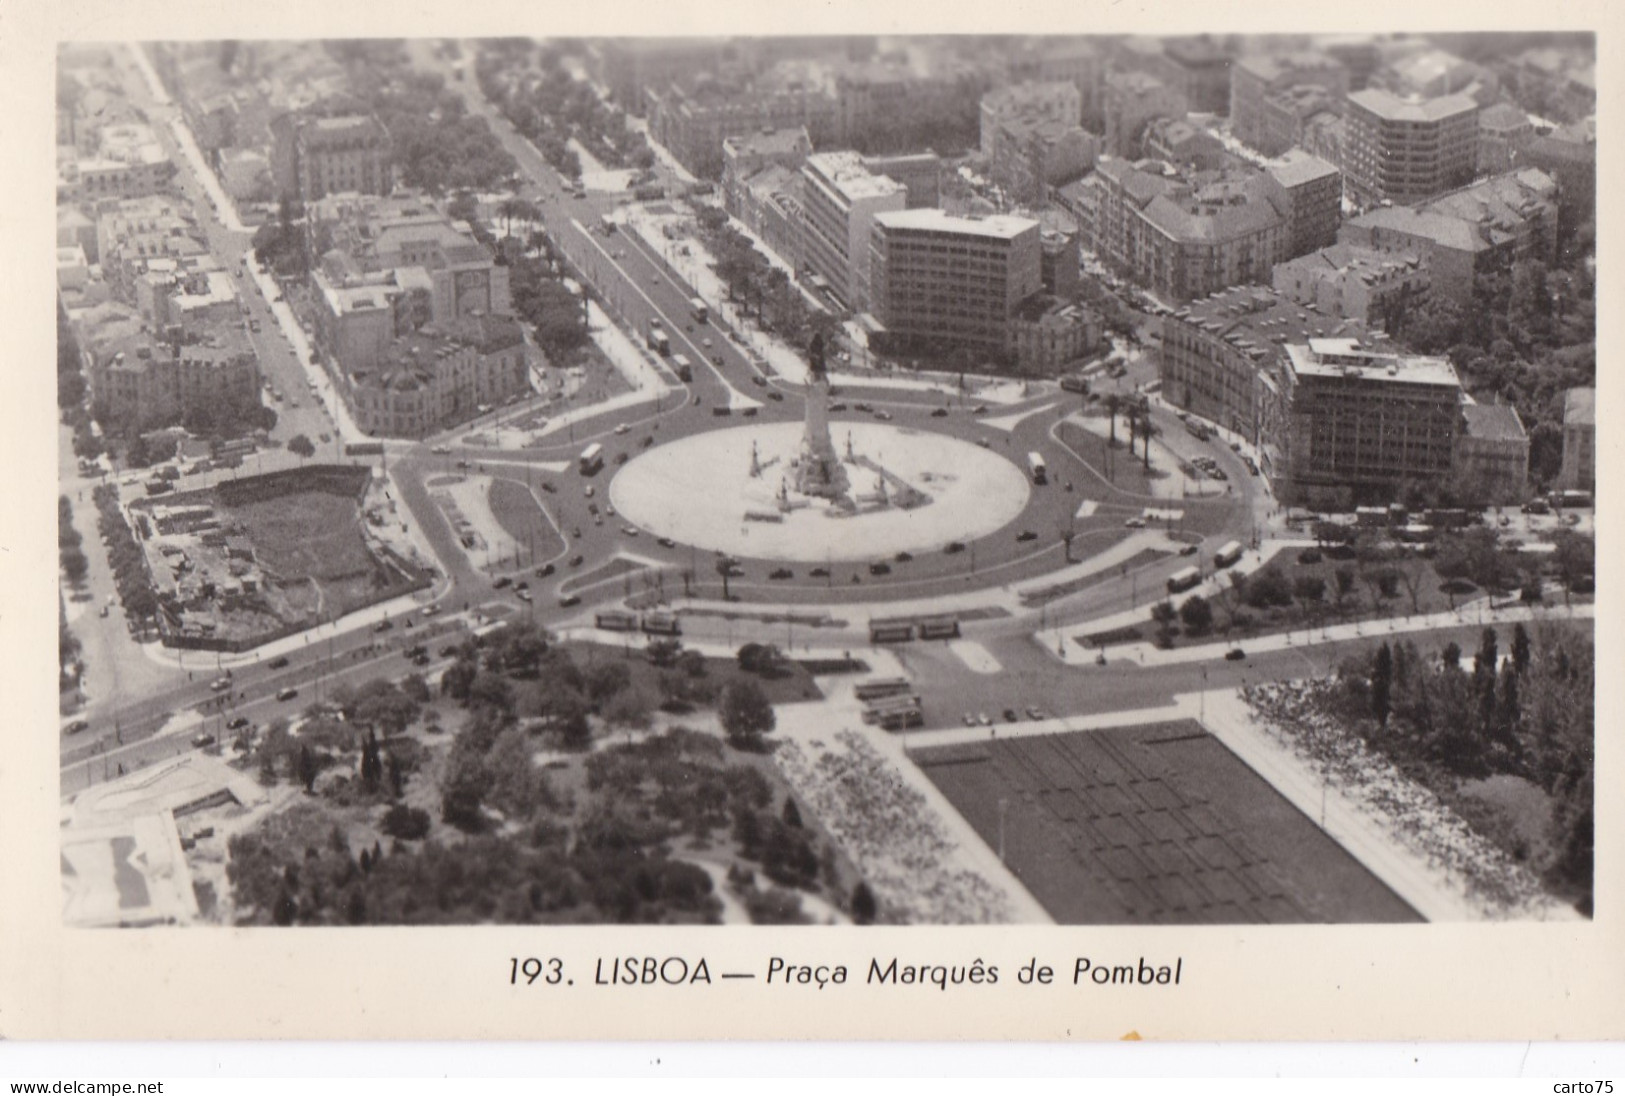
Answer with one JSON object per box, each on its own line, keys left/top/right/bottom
{"left": 53, "top": 31, "right": 1595, "bottom": 930}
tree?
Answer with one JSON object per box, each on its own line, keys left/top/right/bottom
{"left": 720, "top": 680, "right": 775, "bottom": 750}
{"left": 1332, "top": 566, "right": 1357, "bottom": 615}
{"left": 60, "top": 547, "right": 89, "bottom": 584}
{"left": 715, "top": 557, "right": 735, "bottom": 601}
{"left": 602, "top": 687, "right": 652, "bottom": 731}
{"left": 296, "top": 745, "right": 319, "bottom": 793}
{"left": 782, "top": 797, "right": 803, "bottom": 828}
{"left": 645, "top": 637, "right": 682, "bottom": 667}
{"left": 1511, "top": 623, "right": 1532, "bottom": 678}
{"left": 1371, "top": 642, "right": 1393, "bottom": 728}
{"left": 1178, "top": 594, "right": 1213, "bottom": 635}
{"left": 287, "top": 434, "right": 316, "bottom": 461}
{"left": 1292, "top": 574, "right": 1326, "bottom": 620}
{"left": 359, "top": 730, "right": 384, "bottom": 792}
{"left": 851, "top": 881, "right": 878, "bottom": 925}
{"left": 584, "top": 660, "right": 631, "bottom": 706}
{"left": 1104, "top": 393, "right": 1120, "bottom": 448}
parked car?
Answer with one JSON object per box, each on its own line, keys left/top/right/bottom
{"left": 1124, "top": 517, "right": 1146, "bottom": 529}
{"left": 769, "top": 567, "right": 794, "bottom": 580}
{"left": 1017, "top": 530, "right": 1038, "bottom": 542}
{"left": 268, "top": 656, "right": 290, "bottom": 669}
{"left": 558, "top": 594, "right": 582, "bottom": 608}
{"left": 65, "top": 720, "right": 90, "bottom": 735}
{"left": 227, "top": 717, "right": 251, "bottom": 731}
{"left": 809, "top": 567, "right": 830, "bottom": 578}
{"left": 1025, "top": 706, "right": 1048, "bottom": 721}
{"left": 944, "top": 541, "right": 966, "bottom": 555}
{"left": 657, "top": 537, "right": 677, "bottom": 548}
{"left": 1225, "top": 648, "right": 1247, "bottom": 661}
{"left": 492, "top": 576, "right": 512, "bottom": 589}
{"left": 868, "top": 561, "right": 891, "bottom": 576}
{"left": 191, "top": 734, "right": 217, "bottom": 748}
{"left": 975, "top": 712, "right": 992, "bottom": 726}
{"left": 276, "top": 687, "right": 299, "bottom": 701}
{"left": 930, "top": 407, "right": 949, "bottom": 417}
{"left": 568, "top": 554, "right": 585, "bottom": 568}
{"left": 536, "top": 562, "right": 556, "bottom": 577}
{"left": 894, "top": 551, "right": 913, "bottom": 563}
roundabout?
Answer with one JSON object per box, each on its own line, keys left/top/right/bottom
{"left": 608, "top": 420, "right": 1032, "bottom": 563}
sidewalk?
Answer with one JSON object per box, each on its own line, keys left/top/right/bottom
{"left": 1072, "top": 599, "right": 1594, "bottom": 669}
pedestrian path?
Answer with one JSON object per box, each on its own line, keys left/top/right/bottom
{"left": 947, "top": 639, "right": 1001, "bottom": 674}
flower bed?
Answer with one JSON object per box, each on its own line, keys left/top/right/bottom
{"left": 1243, "top": 681, "right": 1553, "bottom": 919}
{"left": 775, "top": 731, "right": 1013, "bottom": 924}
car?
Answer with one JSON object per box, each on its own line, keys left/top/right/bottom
{"left": 963, "top": 713, "right": 978, "bottom": 727}
{"left": 558, "top": 593, "right": 582, "bottom": 608}
{"left": 276, "top": 687, "right": 299, "bottom": 702}
{"left": 614, "top": 452, "right": 630, "bottom": 465}
{"left": 712, "top": 354, "right": 724, "bottom": 367}
{"left": 583, "top": 485, "right": 596, "bottom": 498}
{"left": 430, "top": 445, "right": 451, "bottom": 455}
{"left": 894, "top": 551, "right": 913, "bottom": 563}
{"left": 569, "top": 554, "right": 585, "bottom": 568}
{"left": 1025, "top": 706, "right": 1048, "bottom": 721}
{"left": 769, "top": 567, "right": 794, "bottom": 580}
{"left": 930, "top": 407, "right": 949, "bottom": 417}
{"left": 515, "top": 581, "right": 529, "bottom": 590}
{"left": 1243, "top": 457, "right": 1259, "bottom": 476}
{"left": 971, "top": 404, "right": 988, "bottom": 414}
{"left": 492, "top": 576, "right": 512, "bottom": 589}
{"left": 742, "top": 406, "right": 758, "bottom": 417}
{"left": 829, "top": 402, "right": 848, "bottom": 412}
{"left": 944, "top": 541, "right": 966, "bottom": 555}
{"left": 1225, "top": 648, "right": 1247, "bottom": 662}
{"left": 614, "top": 423, "right": 630, "bottom": 435}
{"left": 701, "top": 337, "right": 712, "bottom": 349}
{"left": 1016, "top": 530, "right": 1038, "bottom": 542}
{"left": 868, "top": 561, "right": 891, "bottom": 576}
{"left": 268, "top": 656, "right": 289, "bottom": 669}
{"left": 516, "top": 589, "right": 532, "bottom": 602}
{"left": 99, "top": 605, "right": 110, "bottom": 618}
{"left": 873, "top": 410, "right": 893, "bottom": 421}
{"left": 768, "top": 391, "right": 784, "bottom": 402}
{"left": 1564, "top": 513, "right": 1582, "bottom": 526}
{"left": 685, "top": 322, "right": 694, "bottom": 332}
{"left": 65, "top": 720, "right": 90, "bottom": 735}
{"left": 1003, "top": 708, "right": 1020, "bottom": 723}
{"left": 977, "top": 438, "right": 991, "bottom": 448}
{"left": 976, "top": 712, "right": 993, "bottom": 727}
{"left": 622, "top": 525, "right": 639, "bottom": 537}
{"left": 536, "top": 562, "right": 557, "bottom": 577}
{"left": 1521, "top": 500, "right": 1551, "bottom": 515}
{"left": 751, "top": 375, "right": 767, "bottom": 387}
{"left": 1124, "top": 517, "right": 1146, "bottom": 529}
{"left": 1179, "top": 544, "right": 1199, "bottom": 556}
{"left": 809, "top": 567, "right": 830, "bottom": 578}
{"left": 853, "top": 402, "right": 873, "bottom": 413}
{"left": 210, "top": 677, "right": 232, "bottom": 692}
{"left": 1231, "top": 441, "right": 1243, "bottom": 453}
{"left": 1209, "top": 467, "right": 1228, "bottom": 481}
{"left": 191, "top": 734, "right": 217, "bottom": 748}
{"left": 657, "top": 537, "right": 677, "bottom": 549}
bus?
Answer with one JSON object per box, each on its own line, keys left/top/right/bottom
{"left": 1059, "top": 373, "right": 1089, "bottom": 394}
{"left": 1551, "top": 490, "right": 1593, "bottom": 509}
{"left": 1185, "top": 419, "right": 1213, "bottom": 441}
{"left": 689, "top": 297, "right": 708, "bottom": 324}
{"left": 868, "top": 618, "right": 917, "bottom": 644}
{"left": 878, "top": 707, "right": 925, "bottom": 731}
{"left": 862, "top": 694, "right": 923, "bottom": 725}
{"left": 671, "top": 354, "right": 694, "bottom": 382}
{"left": 918, "top": 615, "right": 961, "bottom": 640}
{"left": 579, "top": 443, "right": 604, "bottom": 474}
{"left": 1027, "top": 452, "right": 1048, "bottom": 485}
{"left": 640, "top": 611, "right": 681, "bottom": 636}
{"left": 599, "top": 213, "right": 617, "bottom": 234}
{"left": 1166, "top": 566, "right": 1201, "bottom": 594}
{"left": 854, "top": 676, "right": 913, "bottom": 701}
{"left": 595, "top": 610, "right": 639, "bottom": 632}
{"left": 1213, "top": 541, "right": 1244, "bottom": 568}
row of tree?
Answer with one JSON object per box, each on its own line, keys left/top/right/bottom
{"left": 1334, "top": 623, "right": 1593, "bottom": 913}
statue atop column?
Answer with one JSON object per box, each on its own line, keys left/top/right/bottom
{"left": 795, "top": 331, "right": 849, "bottom": 501}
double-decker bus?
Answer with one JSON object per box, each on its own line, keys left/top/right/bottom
{"left": 689, "top": 297, "right": 708, "bottom": 324}
{"left": 854, "top": 676, "right": 913, "bottom": 701}
{"left": 1213, "top": 541, "right": 1244, "bottom": 568}
{"left": 579, "top": 443, "right": 604, "bottom": 475}
{"left": 594, "top": 610, "right": 639, "bottom": 632}
{"left": 1166, "top": 565, "right": 1201, "bottom": 594}
{"left": 1026, "top": 452, "right": 1048, "bottom": 485}
{"left": 640, "top": 611, "right": 681, "bottom": 636}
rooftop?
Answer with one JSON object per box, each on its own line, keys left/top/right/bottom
{"left": 723, "top": 126, "right": 810, "bottom": 160}
{"left": 1461, "top": 401, "right": 1527, "bottom": 443}
{"left": 1264, "top": 149, "right": 1340, "bottom": 188}
{"left": 1171, "top": 285, "right": 1374, "bottom": 363}
{"left": 1285, "top": 339, "right": 1460, "bottom": 387}
{"left": 873, "top": 207, "right": 1039, "bottom": 240}
{"left": 1347, "top": 87, "right": 1478, "bottom": 123}
{"left": 1276, "top": 242, "right": 1425, "bottom": 282}
{"left": 1234, "top": 51, "right": 1341, "bottom": 83}
{"left": 804, "top": 150, "right": 906, "bottom": 203}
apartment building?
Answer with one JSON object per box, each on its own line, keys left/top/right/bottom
{"left": 799, "top": 151, "right": 907, "bottom": 310}
{"left": 1143, "top": 118, "right": 1227, "bottom": 172}
{"left": 1102, "top": 72, "right": 1187, "bottom": 159}
{"left": 89, "top": 326, "right": 262, "bottom": 432}
{"left": 1229, "top": 52, "right": 1348, "bottom": 156}
{"left": 1008, "top": 39, "right": 1106, "bottom": 129}
{"left": 859, "top": 151, "right": 943, "bottom": 209}
{"left": 1272, "top": 243, "right": 1430, "bottom": 331}
{"left": 985, "top": 114, "right": 1099, "bottom": 207}
{"left": 651, "top": 80, "right": 835, "bottom": 180}
{"left": 1339, "top": 168, "right": 1558, "bottom": 305}
{"left": 1159, "top": 285, "right": 1373, "bottom": 442}
{"left": 979, "top": 81, "right": 1081, "bottom": 154}
{"left": 1342, "top": 88, "right": 1478, "bottom": 207}
{"left": 347, "top": 313, "right": 531, "bottom": 439}
{"left": 722, "top": 127, "right": 813, "bottom": 218}
{"left": 1456, "top": 401, "right": 1529, "bottom": 506}
{"left": 1263, "top": 149, "right": 1343, "bottom": 259}
{"left": 270, "top": 110, "right": 392, "bottom": 203}
{"left": 1011, "top": 296, "right": 1103, "bottom": 373}
{"left": 868, "top": 208, "right": 1042, "bottom": 358}
{"left": 1477, "top": 102, "right": 1535, "bottom": 176}
{"left": 1267, "top": 338, "right": 1463, "bottom": 506}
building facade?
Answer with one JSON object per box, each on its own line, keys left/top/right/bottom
{"left": 868, "top": 208, "right": 1042, "bottom": 358}
{"left": 1272, "top": 243, "right": 1430, "bottom": 331}
{"left": 273, "top": 110, "right": 393, "bottom": 202}
{"left": 1556, "top": 387, "right": 1595, "bottom": 493}
{"left": 1342, "top": 88, "right": 1478, "bottom": 207}
{"left": 1102, "top": 72, "right": 1187, "bottom": 159}
{"left": 1230, "top": 52, "right": 1348, "bottom": 156}
{"left": 1456, "top": 401, "right": 1529, "bottom": 505}
{"left": 1263, "top": 150, "right": 1344, "bottom": 259}
{"left": 347, "top": 314, "right": 531, "bottom": 438}
{"left": 799, "top": 151, "right": 907, "bottom": 311}
{"left": 979, "top": 81, "right": 1082, "bottom": 154}
{"left": 1268, "top": 339, "right": 1463, "bottom": 506}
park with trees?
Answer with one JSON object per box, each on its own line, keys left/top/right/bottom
{"left": 223, "top": 623, "right": 868, "bottom": 925}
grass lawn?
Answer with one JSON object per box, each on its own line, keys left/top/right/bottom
{"left": 488, "top": 477, "right": 567, "bottom": 564}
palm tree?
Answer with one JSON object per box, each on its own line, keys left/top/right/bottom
{"left": 1105, "top": 393, "right": 1120, "bottom": 449}
{"left": 715, "top": 556, "right": 733, "bottom": 601}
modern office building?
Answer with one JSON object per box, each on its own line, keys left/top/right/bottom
{"left": 1267, "top": 338, "right": 1464, "bottom": 506}
{"left": 868, "top": 208, "right": 1042, "bottom": 358}
{"left": 1342, "top": 88, "right": 1478, "bottom": 207}
{"left": 799, "top": 151, "right": 907, "bottom": 310}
